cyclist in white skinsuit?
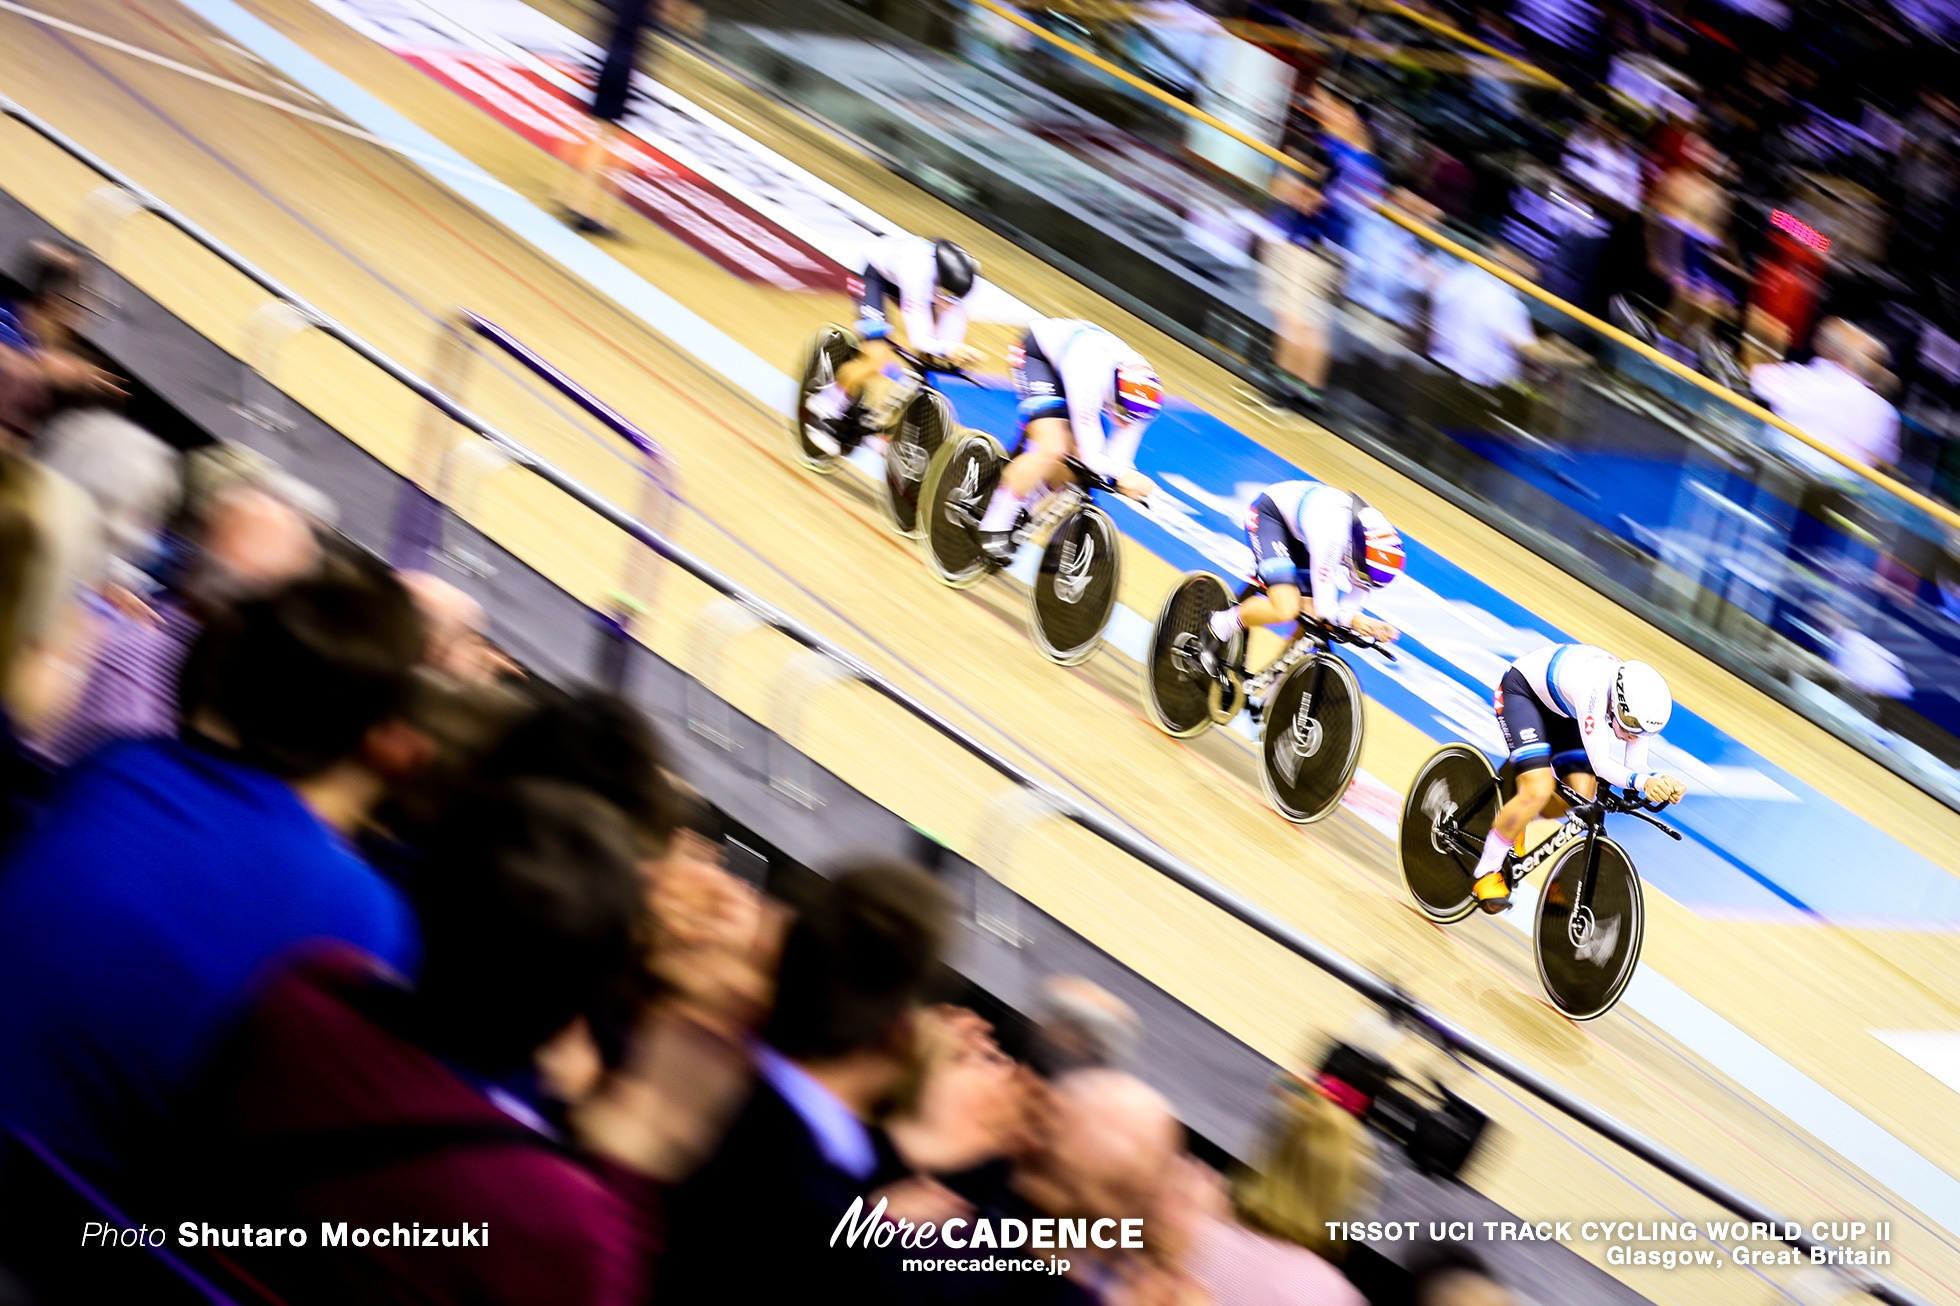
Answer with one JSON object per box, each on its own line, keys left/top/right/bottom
{"left": 974, "top": 317, "right": 1160, "bottom": 565}
{"left": 1473, "top": 642, "right": 1688, "bottom": 912}
{"left": 1198, "top": 481, "right": 1405, "bottom": 680}
{"left": 806, "top": 234, "right": 982, "bottom": 454}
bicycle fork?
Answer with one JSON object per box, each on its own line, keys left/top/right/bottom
{"left": 1274, "top": 657, "right": 1327, "bottom": 786}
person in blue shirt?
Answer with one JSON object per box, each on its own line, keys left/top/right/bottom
{"left": 0, "top": 557, "right": 427, "bottom": 1170}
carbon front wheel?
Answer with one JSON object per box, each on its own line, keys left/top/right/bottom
{"left": 793, "top": 324, "right": 856, "bottom": 473}
{"left": 1398, "top": 745, "right": 1500, "bottom": 924}
{"left": 1144, "top": 573, "right": 1236, "bottom": 738}
{"left": 1259, "top": 653, "right": 1363, "bottom": 824}
{"left": 885, "top": 387, "right": 954, "bottom": 537}
{"left": 920, "top": 429, "right": 1005, "bottom": 589}
{"left": 1534, "top": 837, "right": 1644, "bottom": 1020}
{"left": 1028, "top": 503, "right": 1120, "bottom": 666}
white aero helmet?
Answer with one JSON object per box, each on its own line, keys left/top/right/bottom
{"left": 1612, "top": 660, "right": 1671, "bottom": 735}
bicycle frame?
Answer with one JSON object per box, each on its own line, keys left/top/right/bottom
{"left": 1230, "top": 586, "right": 1395, "bottom": 718}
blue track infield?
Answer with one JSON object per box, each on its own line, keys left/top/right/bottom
{"left": 935, "top": 378, "right": 1960, "bottom": 930}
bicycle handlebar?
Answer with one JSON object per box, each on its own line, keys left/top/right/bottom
{"left": 1551, "top": 779, "right": 1683, "bottom": 839}
{"left": 1060, "top": 456, "right": 1118, "bottom": 494}
{"left": 889, "top": 342, "right": 974, "bottom": 386}
{"left": 1309, "top": 619, "right": 1398, "bottom": 663}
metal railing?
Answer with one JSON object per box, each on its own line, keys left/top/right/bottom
{"left": 0, "top": 86, "right": 1932, "bottom": 1306}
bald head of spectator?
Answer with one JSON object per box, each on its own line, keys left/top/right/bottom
{"left": 182, "top": 484, "right": 320, "bottom": 613}
{"left": 1812, "top": 317, "right": 1892, "bottom": 391}
{"left": 1023, "top": 1069, "right": 1182, "bottom": 1226}
{"left": 37, "top": 409, "right": 179, "bottom": 574}
{"left": 398, "top": 569, "right": 499, "bottom": 683}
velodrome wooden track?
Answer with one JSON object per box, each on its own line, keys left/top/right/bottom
{"left": 2, "top": 2, "right": 1958, "bottom": 1299}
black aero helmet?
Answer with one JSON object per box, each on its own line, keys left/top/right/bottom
{"left": 933, "top": 240, "right": 978, "bottom": 298}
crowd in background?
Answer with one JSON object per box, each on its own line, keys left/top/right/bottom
{"left": 1233, "top": 0, "right": 1949, "bottom": 494}
{"left": 0, "top": 237, "right": 1521, "bottom": 1305}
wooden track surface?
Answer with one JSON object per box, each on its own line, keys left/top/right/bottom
{"left": 2, "top": 3, "right": 1957, "bottom": 1300}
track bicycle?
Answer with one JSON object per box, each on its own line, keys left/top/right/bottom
{"left": 792, "top": 325, "right": 962, "bottom": 537}
{"left": 1399, "top": 746, "right": 1681, "bottom": 1019}
{"left": 918, "top": 442, "right": 1122, "bottom": 667}
{"left": 1144, "top": 572, "right": 1394, "bottom": 824}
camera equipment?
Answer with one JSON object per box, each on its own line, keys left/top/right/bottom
{"left": 1314, "top": 1042, "right": 1491, "bottom": 1181}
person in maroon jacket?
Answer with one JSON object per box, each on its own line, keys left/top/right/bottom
{"left": 186, "top": 777, "right": 679, "bottom": 1306}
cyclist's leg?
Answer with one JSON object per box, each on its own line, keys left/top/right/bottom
{"left": 1558, "top": 766, "right": 1598, "bottom": 803}
{"left": 977, "top": 337, "right": 1069, "bottom": 548}
{"left": 977, "top": 415, "right": 1071, "bottom": 549}
{"left": 1203, "top": 495, "right": 1305, "bottom": 672}
{"left": 1471, "top": 670, "right": 1568, "bottom": 908}
{"left": 814, "top": 269, "right": 899, "bottom": 422}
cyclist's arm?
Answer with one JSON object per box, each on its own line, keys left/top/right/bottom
{"left": 1057, "top": 345, "right": 1119, "bottom": 477}
{"left": 1100, "top": 414, "right": 1151, "bottom": 480}
{"left": 1301, "top": 493, "right": 1359, "bottom": 627}
{"left": 896, "top": 288, "right": 939, "bottom": 355}
{"left": 917, "top": 299, "right": 970, "bottom": 360}
{"left": 893, "top": 244, "right": 958, "bottom": 355}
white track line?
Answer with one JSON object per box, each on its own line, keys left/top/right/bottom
{"left": 0, "top": 0, "right": 497, "bottom": 184}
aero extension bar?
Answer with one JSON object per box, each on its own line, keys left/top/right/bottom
{"left": 0, "top": 92, "right": 1928, "bottom": 1306}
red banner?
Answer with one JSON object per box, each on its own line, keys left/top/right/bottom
{"left": 400, "top": 48, "right": 850, "bottom": 293}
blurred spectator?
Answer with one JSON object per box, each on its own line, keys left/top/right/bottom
{"left": 36, "top": 408, "right": 179, "bottom": 589}
{"left": 558, "top": 0, "right": 655, "bottom": 233}
{"left": 398, "top": 568, "right": 513, "bottom": 683}
{"left": 1312, "top": 84, "right": 1387, "bottom": 242}
{"left": 1648, "top": 134, "right": 1734, "bottom": 337}
{"left": 0, "top": 443, "right": 102, "bottom": 837}
{"left": 639, "top": 781, "right": 777, "bottom": 1028}
{"left": 0, "top": 242, "right": 123, "bottom": 444}
{"left": 660, "top": 860, "right": 950, "bottom": 1304}
{"left": 1260, "top": 148, "right": 1341, "bottom": 402}
{"left": 1230, "top": 1079, "right": 1378, "bottom": 1265}
{"left": 478, "top": 684, "right": 676, "bottom": 855}
{"left": 1561, "top": 113, "right": 1643, "bottom": 213}
{"left": 194, "top": 778, "right": 663, "bottom": 1306}
{"left": 1429, "top": 246, "right": 1540, "bottom": 389}
{"left": 1410, "top": 1245, "right": 1514, "bottom": 1306}
{"left": 886, "top": 1005, "right": 1032, "bottom": 1177}
{"left": 0, "top": 559, "right": 424, "bottom": 1169}
{"left": 1005, "top": 1068, "right": 1200, "bottom": 1302}
{"left": 1750, "top": 317, "right": 1902, "bottom": 476}
{"left": 1414, "top": 143, "right": 1476, "bottom": 225}
{"left": 555, "top": 0, "right": 703, "bottom": 235}
{"left": 1346, "top": 190, "right": 1442, "bottom": 337}
{"left": 34, "top": 480, "right": 320, "bottom": 768}
{"left": 1030, "top": 974, "right": 1142, "bottom": 1075}
{"left": 0, "top": 444, "right": 103, "bottom": 740}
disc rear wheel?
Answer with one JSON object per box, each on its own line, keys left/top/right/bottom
{"left": 1398, "top": 745, "right": 1501, "bottom": 924}
{"left": 920, "top": 429, "right": 1005, "bottom": 589}
{"left": 1028, "top": 503, "right": 1120, "bottom": 666}
{"left": 1258, "top": 653, "right": 1363, "bottom": 824}
{"left": 1143, "top": 573, "right": 1236, "bottom": 738}
{"left": 885, "top": 388, "right": 954, "bottom": 537}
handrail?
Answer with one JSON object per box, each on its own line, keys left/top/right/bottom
{"left": 460, "top": 310, "right": 675, "bottom": 468}
{"left": 1363, "top": 0, "right": 1568, "bottom": 91}
{"left": 1374, "top": 206, "right": 1960, "bottom": 534}
{"left": 963, "top": 0, "right": 1960, "bottom": 532}
{"left": 0, "top": 91, "right": 1931, "bottom": 1306}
